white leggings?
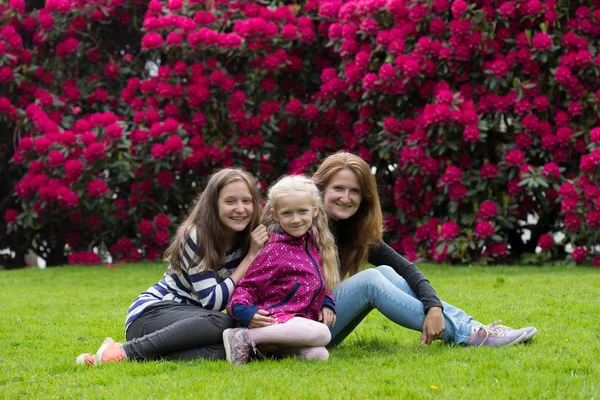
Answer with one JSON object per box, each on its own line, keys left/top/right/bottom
{"left": 247, "top": 317, "right": 331, "bottom": 360}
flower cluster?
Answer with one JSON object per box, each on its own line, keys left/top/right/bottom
{"left": 2, "top": 0, "right": 600, "bottom": 267}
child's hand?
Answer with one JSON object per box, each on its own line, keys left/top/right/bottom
{"left": 249, "top": 225, "right": 269, "bottom": 258}
{"left": 248, "top": 309, "right": 276, "bottom": 328}
{"left": 319, "top": 307, "right": 336, "bottom": 327}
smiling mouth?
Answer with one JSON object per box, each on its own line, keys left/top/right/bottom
{"left": 334, "top": 202, "right": 352, "bottom": 208}
{"left": 230, "top": 217, "right": 247, "bottom": 221}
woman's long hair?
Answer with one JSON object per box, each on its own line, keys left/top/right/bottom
{"left": 312, "top": 152, "right": 383, "bottom": 277}
{"left": 164, "top": 168, "right": 261, "bottom": 274}
{"left": 261, "top": 175, "right": 340, "bottom": 289}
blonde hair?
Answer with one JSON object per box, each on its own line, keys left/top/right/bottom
{"left": 312, "top": 152, "right": 383, "bottom": 277}
{"left": 261, "top": 175, "right": 340, "bottom": 289}
{"left": 164, "top": 168, "right": 260, "bottom": 274}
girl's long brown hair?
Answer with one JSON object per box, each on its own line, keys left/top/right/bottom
{"left": 261, "top": 175, "right": 340, "bottom": 289}
{"left": 164, "top": 168, "right": 260, "bottom": 274}
{"left": 312, "top": 152, "right": 383, "bottom": 277}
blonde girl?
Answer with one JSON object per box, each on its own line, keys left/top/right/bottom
{"left": 224, "top": 175, "right": 340, "bottom": 364}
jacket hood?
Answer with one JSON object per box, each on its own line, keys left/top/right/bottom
{"left": 269, "top": 229, "right": 311, "bottom": 245}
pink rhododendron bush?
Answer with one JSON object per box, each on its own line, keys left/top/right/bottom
{"left": 1, "top": 0, "right": 600, "bottom": 268}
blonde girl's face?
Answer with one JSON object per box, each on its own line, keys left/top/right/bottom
{"left": 272, "top": 194, "right": 318, "bottom": 238}
{"left": 217, "top": 180, "right": 254, "bottom": 236}
{"left": 323, "top": 168, "right": 362, "bottom": 221}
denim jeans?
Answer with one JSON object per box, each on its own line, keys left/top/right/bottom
{"left": 124, "top": 301, "right": 235, "bottom": 361}
{"left": 329, "top": 265, "right": 478, "bottom": 347}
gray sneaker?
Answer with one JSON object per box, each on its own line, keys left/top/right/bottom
{"left": 223, "top": 328, "right": 253, "bottom": 365}
{"left": 492, "top": 323, "right": 537, "bottom": 342}
{"left": 469, "top": 322, "right": 528, "bottom": 347}
{"left": 521, "top": 326, "right": 537, "bottom": 342}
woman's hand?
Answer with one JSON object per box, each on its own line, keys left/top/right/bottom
{"left": 420, "top": 307, "right": 445, "bottom": 345}
{"left": 248, "top": 309, "right": 276, "bottom": 328}
{"left": 319, "top": 307, "right": 336, "bottom": 327}
{"left": 248, "top": 224, "right": 269, "bottom": 258}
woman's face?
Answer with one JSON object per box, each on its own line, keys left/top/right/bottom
{"left": 217, "top": 180, "right": 254, "bottom": 236}
{"left": 323, "top": 168, "right": 362, "bottom": 221}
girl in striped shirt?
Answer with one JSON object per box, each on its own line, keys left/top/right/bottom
{"left": 76, "top": 168, "right": 269, "bottom": 365}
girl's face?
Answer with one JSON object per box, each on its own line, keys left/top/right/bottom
{"left": 272, "top": 194, "right": 317, "bottom": 238}
{"left": 323, "top": 168, "right": 362, "bottom": 221}
{"left": 217, "top": 180, "right": 254, "bottom": 236}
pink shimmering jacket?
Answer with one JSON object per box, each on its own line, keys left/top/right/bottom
{"left": 227, "top": 230, "right": 335, "bottom": 327}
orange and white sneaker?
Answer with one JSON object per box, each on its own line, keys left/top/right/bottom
{"left": 75, "top": 353, "right": 95, "bottom": 366}
{"left": 94, "top": 337, "right": 127, "bottom": 364}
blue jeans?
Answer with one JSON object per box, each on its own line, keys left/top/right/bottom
{"left": 329, "top": 265, "right": 478, "bottom": 347}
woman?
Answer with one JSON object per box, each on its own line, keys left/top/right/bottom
{"left": 76, "top": 168, "right": 269, "bottom": 365}
{"left": 312, "top": 152, "right": 536, "bottom": 348}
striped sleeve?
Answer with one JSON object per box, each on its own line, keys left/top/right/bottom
{"left": 183, "top": 229, "right": 237, "bottom": 311}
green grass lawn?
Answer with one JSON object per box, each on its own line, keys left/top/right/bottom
{"left": 1, "top": 263, "right": 598, "bottom": 399}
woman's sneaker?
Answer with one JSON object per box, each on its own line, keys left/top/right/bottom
{"left": 469, "top": 322, "right": 528, "bottom": 347}
{"left": 95, "top": 337, "right": 127, "bottom": 364}
{"left": 223, "top": 328, "right": 253, "bottom": 365}
{"left": 75, "top": 353, "right": 95, "bottom": 366}
{"left": 522, "top": 326, "right": 538, "bottom": 342}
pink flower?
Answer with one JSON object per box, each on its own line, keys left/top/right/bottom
{"left": 65, "top": 160, "right": 84, "bottom": 180}
{"left": 542, "top": 162, "right": 561, "bottom": 179}
{"left": 139, "top": 220, "right": 154, "bottom": 237}
{"left": 564, "top": 213, "right": 581, "bottom": 231}
{"left": 0, "top": 66, "right": 14, "bottom": 83}
{"left": 477, "top": 200, "right": 498, "bottom": 219}
{"left": 281, "top": 24, "right": 297, "bottom": 40}
{"left": 304, "top": 105, "right": 319, "bottom": 121}
{"left": 48, "top": 150, "right": 65, "bottom": 168}
{"left": 440, "top": 221, "right": 460, "bottom": 241}
{"left": 141, "top": 32, "right": 164, "bottom": 50}
{"left": 505, "top": 149, "right": 525, "bottom": 167}
{"left": 157, "top": 171, "right": 174, "bottom": 189}
{"left": 151, "top": 144, "right": 167, "bottom": 160}
{"left": 83, "top": 143, "right": 106, "bottom": 163}
{"left": 86, "top": 216, "right": 101, "bottom": 230}
{"left": 571, "top": 246, "right": 588, "bottom": 264}
{"left": 5, "top": 209, "right": 18, "bottom": 224}
{"left": 475, "top": 221, "right": 494, "bottom": 238}
{"left": 533, "top": 96, "right": 550, "bottom": 110}
{"left": 586, "top": 210, "right": 600, "bottom": 228}
{"left": 164, "top": 136, "right": 183, "bottom": 154}
{"left": 451, "top": 0, "right": 468, "bottom": 18}
{"left": 68, "top": 251, "right": 101, "bottom": 265}
{"left": 463, "top": 126, "right": 480, "bottom": 143}
{"left": 384, "top": 117, "right": 401, "bottom": 135}
{"left": 87, "top": 180, "right": 109, "bottom": 197}
{"left": 481, "top": 163, "right": 499, "bottom": 179}
{"left": 441, "top": 165, "right": 463, "bottom": 184}
{"left": 590, "top": 127, "right": 600, "bottom": 144}
{"left": 285, "top": 99, "right": 304, "bottom": 116}
{"left": 490, "top": 60, "right": 508, "bottom": 77}
{"left": 532, "top": 32, "right": 552, "bottom": 51}
{"left": 537, "top": 234, "right": 554, "bottom": 251}
{"left": 155, "top": 214, "right": 171, "bottom": 230}
{"left": 485, "top": 242, "right": 508, "bottom": 259}
{"left": 155, "top": 230, "right": 170, "bottom": 246}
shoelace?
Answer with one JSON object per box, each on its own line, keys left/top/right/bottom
{"left": 486, "top": 321, "right": 512, "bottom": 337}
{"left": 251, "top": 342, "right": 266, "bottom": 360}
{"left": 474, "top": 321, "right": 510, "bottom": 347}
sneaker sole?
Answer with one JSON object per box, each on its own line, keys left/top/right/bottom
{"left": 75, "top": 353, "right": 95, "bottom": 366}
{"left": 506, "top": 330, "right": 529, "bottom": 346}
{"left": 222, "top": 329, "right": 234, "bottom": 363}
{"left": 523, "top": 327, "right": 538, "bottom": 342}
{"left": 94, "top": 337, "right": 115, "bottom": 365}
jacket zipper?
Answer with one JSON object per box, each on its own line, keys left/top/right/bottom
{"left": 269, "top": 282, "right": 301, "bottom": 309}
{"left": 305, "top": 234, "right": 324, "bottom": 308}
